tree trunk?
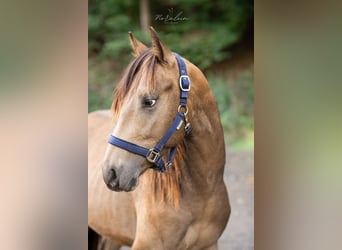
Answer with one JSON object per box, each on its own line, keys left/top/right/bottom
{"left": 140, "top": 0, "right": 150, "bottom": 33}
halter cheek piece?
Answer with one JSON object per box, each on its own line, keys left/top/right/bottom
{"left": 108, "top": 53, "right": 192, "bottom": 173}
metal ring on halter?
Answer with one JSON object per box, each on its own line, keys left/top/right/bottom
{"left": 178, "top": 105, "right": 188, "bottom": 115}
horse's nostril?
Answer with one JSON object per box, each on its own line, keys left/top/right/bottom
{"left": 103, "top": 165, "right": 119, "bottom": 188}
{"left": 105, "top": 168, "right": 120, "bottom": 191}
{"left": 110, "top": 168, "right": 117, "bottom": 180}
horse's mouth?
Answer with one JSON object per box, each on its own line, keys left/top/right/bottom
{"left": 106, "top": 177, "right": 139, "bottom": 192}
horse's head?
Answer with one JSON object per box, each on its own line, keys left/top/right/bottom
{"left": 102, "top": 27, "right": 189, "bottom": 192}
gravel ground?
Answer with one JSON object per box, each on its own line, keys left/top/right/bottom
{"left": 119, "top": 149, "right": 254, "bottom": 250}
{"left": 218, "top": 149, "right": 254, "bottom": 250}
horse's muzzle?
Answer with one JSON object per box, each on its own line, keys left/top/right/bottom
{"left": 103, "top": 167, "right": 139, "bottom": 192}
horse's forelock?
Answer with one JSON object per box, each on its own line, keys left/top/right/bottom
{"left": 112, "top": 49, "right": 157, "bottom": 116}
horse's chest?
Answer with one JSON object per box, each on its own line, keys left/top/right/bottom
{"left": 135, "top": 185, "right": 229, "bottom": 249}
{"left": 144, "top": 205, "right": 218, "bottom": 249}
{"left": 175, "top": 197, "right": 229, "bottom": 249}
{"left": 178, "top": 219, "right": 219, "bottom": 250}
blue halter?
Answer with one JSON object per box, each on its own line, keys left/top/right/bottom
{"left": 108, "top": 53, "right": 192, "bottom": 173}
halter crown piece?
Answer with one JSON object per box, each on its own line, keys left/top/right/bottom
{"left": 108, "top": 53, "right": 191, "bottom": 173}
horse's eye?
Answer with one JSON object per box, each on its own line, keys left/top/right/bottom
{"left": 142, "top": 98, "right": 157, "bottom": 108}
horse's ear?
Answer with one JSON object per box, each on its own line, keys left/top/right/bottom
{"left": 128, "top": 31, "right": 148, "bottom": 57}
{"left": 149, "top": 26, "right": 173, "bottom": 63}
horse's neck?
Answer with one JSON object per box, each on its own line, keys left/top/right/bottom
{"left": 182, "top": 91, "right": 226, "bottom": 191}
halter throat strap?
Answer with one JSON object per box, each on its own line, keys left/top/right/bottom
{"left": 108, "top": 52, "right": 191, "bottom": 172}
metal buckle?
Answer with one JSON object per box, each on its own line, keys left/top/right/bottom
{"left": 147, "top": 149, "right": 160, "bottom": 163}
{"left": 179, "top": 75, "right": 190, "bottom": 91}
{"left": 178, "top": 105, "right": 188, "bottom": 115}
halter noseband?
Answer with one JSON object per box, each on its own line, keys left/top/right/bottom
{"left": 108, "top": 53, "right": 192, "bottom": 173}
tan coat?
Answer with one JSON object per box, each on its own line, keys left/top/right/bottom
{"left": 88, "top": 27, "right": 230, "bottom": 250}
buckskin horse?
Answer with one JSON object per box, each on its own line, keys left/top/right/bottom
{"left": 88, "top": 27, "right": 230, "bottom": 250}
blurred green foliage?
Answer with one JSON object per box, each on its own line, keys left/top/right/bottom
{"left": 208, "top": 71, "right": 254, "bottom": 144}
{"left": 89, "top": 0, "right": 253, "bottom": 69}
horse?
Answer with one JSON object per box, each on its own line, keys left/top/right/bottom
{"left": 88, "top": 27, "right": 230, "bottom": 250}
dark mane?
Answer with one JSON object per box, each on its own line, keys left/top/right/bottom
{"left": 112, "top": 49, "right": 156, "bottom": 116}
{"left": 111, "top": 49, "right": 185, "bottom": 207}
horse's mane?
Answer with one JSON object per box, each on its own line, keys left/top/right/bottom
{"left": 112, "top": 49, "right": 184, "bottom": 208}
{"left": 147, "top": 143, "right": 185, "bottom": 208}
